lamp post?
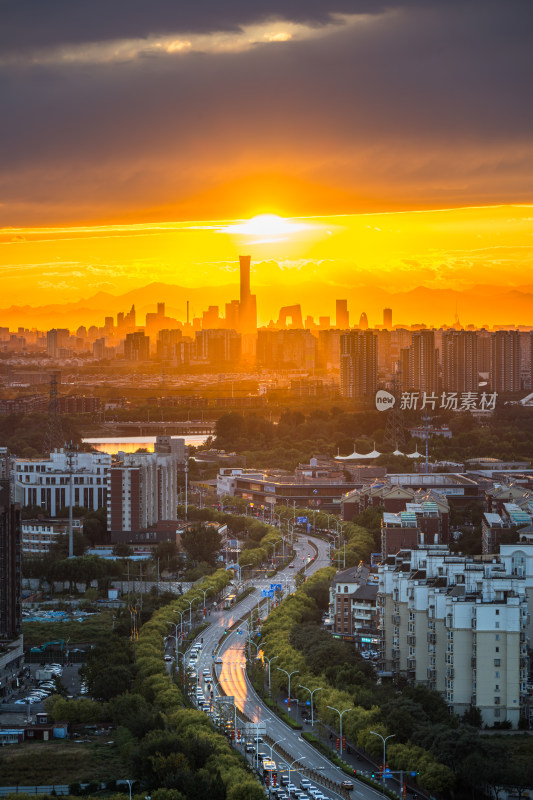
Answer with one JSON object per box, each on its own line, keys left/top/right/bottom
{"left": 271, "top": 538, "right": 283, "bottom": 567}
{"left": 327, "top": 705, "right": 353, "bottom": 756}
{"left": 171, "top": 622, "right": 180, "bottom": 661}
{"left": 263, "top": 654, "right": 279, "bottom": 693}
{"left": 277, "top": 667, "right": 299, "bottom": 714}
{"left": 249, "top": 718, "right": 271, "bottom": 770}
{"left": 198, "top": 587, "right": 210, "bottom": 617}
{"left": 186, "top": 596, "right": 198, "bottom": 626}
{"left": 298, "top": 684, "right": 322, "bottom": 727}
{"left": 125, "top": 780, "right": 134, "bottom": 800}
{"left": 285, "top": 756, "right": 306, "bottom": 790}
{"left": 174, "top": 609, "right": 186, "bottom": 636}
{"left": 370, "top": 731, "right": 395, "bottom": 788}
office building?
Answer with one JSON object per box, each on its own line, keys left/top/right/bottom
{"left": 238, "top": 255, "right": 257, "bottom": 356}
{"left": 340, "top": 331, "right": 377, "bottom": 400}
{"left": 13, "top": 450, "right": 111, "bottom": 516}
{"left": 383, "top": 308, "right": 392, "bottom": 329}
{"left": 491, "top": 331, "right": 521, "bottom": 392}
{"left": 379, "top": 546, "right": 529, "bottom": 727}
{"left": 441, "top": 330, "right": 478, "bottom": 393}
{"left": 257, "top": 329, "right": 317, "bottom": 370}
{"left": 195, "top": 329, "right": 241, "bottom": 365}
{"left": 46, "top": 329, "right": 70, "bottom": 358}
{"left": 336, "top": 300, "right": 349, "bottom": 329}
{"left": 124, "top": 331, "right": 150, "bottom": 361}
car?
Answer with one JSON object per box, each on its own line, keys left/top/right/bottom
{"left": 202, "top": 668, "right": 211, "bottom": 677}
{"left": 341, "top": 781, "right": 354, "bottom": 791}
{"left": 298, "top": 796, "right": 310, "bottom": 800}
{"left": 245, "top": 744, "right": 255, "bottom": 753}
{"left": 300, "top": 780, "right": 312, "bottom": 790}
{"left": 289, "top": 564, "right": 295, "bottom": 569}
{"left": 285, "top": 785, "right": 297, "bottom": 795}
{"left": 164, "top": 655, "right": 173, "bottom": 662}
{"left": 280, "top": 776, "right": 290, "bottom": 786}
{"left": 215, "top": 657, "right": 223, "bottom": 664}
{"left": 14, "top": 699, "right": 28, "bottom": 705}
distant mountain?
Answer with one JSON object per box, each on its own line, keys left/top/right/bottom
{"left": 2, "top": 282, "right": 533, "bottom": 329}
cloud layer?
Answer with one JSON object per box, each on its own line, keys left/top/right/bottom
{"left": 1, "top": 1, "right": 532, "bottom": 225}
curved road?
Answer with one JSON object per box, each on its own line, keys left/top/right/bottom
{"left": 182, "top": 534, "right": 383, "bottom": 800}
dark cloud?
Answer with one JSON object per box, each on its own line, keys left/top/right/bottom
{"left": 1, "top": 1, "right": 532, "bottom": 224}
{"left": 3, "top": 0, "right": 466, "bottom": 52}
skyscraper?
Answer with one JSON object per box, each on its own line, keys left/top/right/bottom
{"left": 406, "top": 330, "right": 439, "bottom": 393}
{"left": 238, "top": 255, "right": 257, "bottom": 356}
{"left": 340, "top": 331, "right": 377, "bottom": 399}
{"left": 441, "top": 330, "right": 478, "bottom": 393}
{"left": 491, "top": 331, "right": 521, "bottom": 392}
{"left": 383, "top": 308, "right": 392, "bottom": 329}
{"left": 336, "top": 299, "right": 349, "bottom": 328}
{"left": 359, "top": 312, "right": 369, "bottom": 330}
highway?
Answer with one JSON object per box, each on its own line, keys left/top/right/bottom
{"left": 178, "top": 533, "right": 385, "bottom": 800}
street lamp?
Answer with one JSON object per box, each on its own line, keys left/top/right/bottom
{"left": 125, "top": 780, "right": 134, "bottom": 800}
{"left": 370, "top": 731, "right": 396, "bottom": 787}
{"left": 270, "top": 538, "right": 283, "bottom": 567}
{"left": 185, "top": 596, "right": 199, "bottom": 626}
{"left": 174, "top": 609, "right": 186, "bottom": 635}
{"left": 248, "top": 718, "right": 271, "bottom": 770}
{"left": 285, "top": 756, "right": 306, "bottom": 790}
{"left": 327, "top": 705, "right": 353, "bottom": 756}
{"left": 184, "top": 459, "right": 188, "bottom": 520}
{"left": 170, "top": 622, "right": 180, "bottom": 661}
{"left": 298, "top": 684, "right": 322, "bottom": 727}
{"left": 263, "top": 654, "right": 279, "bottom": 693}
{"left": 277, "top": 667, "right": 299, "bottom": 713}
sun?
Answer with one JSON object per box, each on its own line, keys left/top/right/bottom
{"left": 220, "top": 214, "right": 309, "bottom": 238}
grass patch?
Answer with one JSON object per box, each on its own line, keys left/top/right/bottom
{"left": 22, "top": 612, "right": 114, "bottom": 649}
{"left": 0, "top": 739, "right": 126, "bottom": 785}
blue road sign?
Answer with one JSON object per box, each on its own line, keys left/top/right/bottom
{"left": 306, "top": 700, "right": 311, "bottom": 706}
{"left": 270, "top": 583, "right": 282, "bottom": 591}
{"left": 297, "top": 516, "right": 308, "bottom": 524}
{"left": 261, "top": 589, "right": 274, "bottom": 598}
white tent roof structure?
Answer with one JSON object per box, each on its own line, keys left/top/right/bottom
{"left": 336, "top": 443, "right": 381, "bottom": 460}
{"left": 405, "top": 446, "right": 424, "bottom": 459}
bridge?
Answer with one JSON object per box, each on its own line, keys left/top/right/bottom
{"left": 101, "top": 421, "right": 216, "bottom": 436}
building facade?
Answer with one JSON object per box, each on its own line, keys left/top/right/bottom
{"left": 13, "top": 450, "right": 111, "bottom": 516}
{"left": 378, "top": 546, "right": 529, "bottom": 727}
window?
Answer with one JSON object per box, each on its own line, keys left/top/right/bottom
{"left": 344, "top": 586, "right": 348, "bottom": 593}
{"left": 495, "top": 647, "right": 499, "bottom": 653}
{"left": 495, "top": 622, "right": 500, "bottom": 629}
{"left": 495, "top": 609, "right": 499, "bottom": 616}
{"left": 495, "top": 685, "right": 500, "bottom": 691}
{"left": 494, "top": 697, "right": 500, "bottom": 705}
{"left": 495, "top": 671, "right": 500, "bottom": 678}
{"left": 494, "top": 659, "right": 501, "bottom": 667}
{"left": 495, "top": 634, "right": 500, "bottom": 641}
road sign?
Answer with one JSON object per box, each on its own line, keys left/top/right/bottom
{"left": 270, "top": 583, "right": 282, "bottom": 591}
{"left": 261, "top": 589, "right": 274, "bottom": 598}
{"left": 297, "top": 516, "right": 308, "bottom": 524}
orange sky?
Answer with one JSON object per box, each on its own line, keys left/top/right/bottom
{"left": 2, "top": 204, "right": 533, "bottom": 328}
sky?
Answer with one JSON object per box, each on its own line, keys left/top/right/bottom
{"left": 1, "top": 1, "right": 533, "bottom": 315}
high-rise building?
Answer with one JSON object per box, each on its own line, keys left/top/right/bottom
{"left": 405, "top": 330, "right": 439, "bottom": 393}
{"left": 383, "top": 308, "right": 392, "bottom": 329}
{"left": 124, "top": 331, "right": 150, "bottom": 361}
{"left": 359, "top": 312, "right": 369, "bottom": 330}
{"left": 441, "top": 330, "right": 478, "bottom": 393}
{"left": 0, "top": 479, "right": 21, "bottom": 641}
{"left": 336, "top": 299, "right": 349, "bottom": 329}
{"left": 108, "top": 446, "right": 180, "bottom": 539}
{"left": 491, "top": 331, "right": 521, "bottom": 392}
{"left": 46, "top": 329, "right": 70, "bottom": 358}
{"left": 257, "top": 329, "right": 317, "bottom": 370}
{"left": 195, "top": 329, "right": 241, "bottom": 365}
{"left": 379, "top": 545, "right": 530, "bottom": 727}
{"left": 340, "top": 331, "right": 377, "bottom": 399}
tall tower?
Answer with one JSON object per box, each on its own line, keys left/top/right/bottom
{"left": 238, "top": 255, "right": 257, "bottom": 357}
{"left": 336, "top": 299, "right": 349, "bottom": 329}
{"left": 43, "top": 373, "right": 64, "bottom": 455}
{"left": 383, "top": 308, "right": 392, "bottom": 329}
{"left": 239, "top": 255, "right": 251, "bottom": 305}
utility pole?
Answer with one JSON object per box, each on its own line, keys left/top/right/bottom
{"left": 66, "top": 442, "right": 75, "bottom": 558}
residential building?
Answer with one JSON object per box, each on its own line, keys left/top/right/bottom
{"left": 330, "top": 565, "right": 379, "bottom": 647}
{"left": 107, "top": 447, "right": 179, "bottom": 540}
{"left": 378, "top": 546, "right": 529, "bottom": 727}
{"left": 491, "top": 331, "right": 521, "bottom": 393}
{"left": 0, "top": 479, "right": 23, "bottom": 702}
{"left": 21, "top": 518, "right": 83, "bottom": 555}
{"left": 124, "top": 331, "right": 150, "bottom": 361}
{"left": 340, "top": 330, "right": 377, "bottom": 400}
{"left": 13, "top": 450, "right": 111, "bottom": 515}
{"left": 441, "top": 330, "right": 479, "bottom": 393}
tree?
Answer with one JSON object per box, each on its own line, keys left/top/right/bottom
{"left": 182, "top": 524, "right": 222, "bottom": 566}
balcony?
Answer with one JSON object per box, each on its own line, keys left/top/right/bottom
{"left": 446, "top": 668, "right": 455, "bottom": 679}
{"left": 407, "top": 635, "right": 416, "bottom": 646}
{"left": 427, "top": 633, "right": 436, "bottom": 644}
{"left": 392, "top": 614, "right": 401, "bottom": 625}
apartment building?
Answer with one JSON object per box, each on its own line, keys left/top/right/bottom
{"left": 378, "top": 546, "right": 529, "bottom": 727}
{"left": 330, "top": 565, "right": 379, "bottom": 647}
{"left": 381, "top": 500, "right": 449, "bottom": 558}
{"left": 13, "top": 450, "right": 111, "bottom": 516}
{"left": 107, "top": 449, "right": 178, "bottom": 540}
